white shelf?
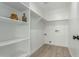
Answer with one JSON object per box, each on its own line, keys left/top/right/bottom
{"left": 3, "top": 2, "right": 45, "bottom": 22}
{"left": 11, "top": 51, "right": 27, "bottom": 57}
{"left": 0, "top": 16, "right": 27, "bottom": 25}
{"left": 19, "top": 53, "right": 28, "bottom": 57}
{"left": 20, "top": 2, "right": 46, "bottom": 20}
{"left": 0, "top": 38, "right": 27, "bottom": 46}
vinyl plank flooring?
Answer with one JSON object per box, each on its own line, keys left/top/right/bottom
{"left": 31, "top": 44, "right": 46, "bottom": 57}
{"left": 56, "top": 46, "right": 64, "bottom": 57}
{"left": 31, "top": 44, "right": 71, "bottom": 57}
{"left": 63, "top": 47, "right": 71, "bottom": 57}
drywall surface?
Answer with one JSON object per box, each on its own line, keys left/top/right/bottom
{"left": 0, "top": 3, "right": 21, "bottom": 17}
{"left": 30, "top": 11, "right": 45, "bottom": 54}
{"left": 69, "top": 2, "right": 79, "bottom": 57}
{"left": 44, "top": 20, "right": 69, "bottom": 47}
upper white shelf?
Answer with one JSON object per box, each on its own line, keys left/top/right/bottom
{"left": 3, "top": 2, "right": 45, "bottom": 21}
{"left": 0, "top": 37, "right": 28, "bottom": 46}
{"left": 0, "top": 16, "right": 27, "bottom": 25}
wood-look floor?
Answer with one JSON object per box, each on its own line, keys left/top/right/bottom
{"left": 31, "top": 44, "right": 71, "bottom": 57}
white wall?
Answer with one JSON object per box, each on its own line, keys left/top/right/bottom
{"left": 41, "top": 4, "right": 70, "bottom": 47}
{"left": 44, "top": 20, "right": 69, "bottom": 47}
{"left": 69, "top": 2, "right": 79, "bottom": 57}
{"left": 0, "top": 3, "right": 21, "bottom": 18}
{"left": 30, "top": 11, "right": 45, "bottom": 54}
{"left": 0, "top": 22, "right": 15, "bottom": 41}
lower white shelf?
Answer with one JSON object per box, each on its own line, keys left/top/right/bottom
{"left": 0, "top": 50, "right": 27, "bottom": 57}
{"left": 0, "top": 39, "right": 28, "bottom": 57}
{"left": 0, "top": 38, "right": 27, "bottom": 46}
{"left": 11, "top": 51, "right": 27, "bottom": 57}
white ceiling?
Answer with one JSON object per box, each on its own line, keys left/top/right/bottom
{"left": 32, "top": 2, "right": 71, "bottom": 12}
{"left": 31, "top": 2, "right": 71, "bottom": 21}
